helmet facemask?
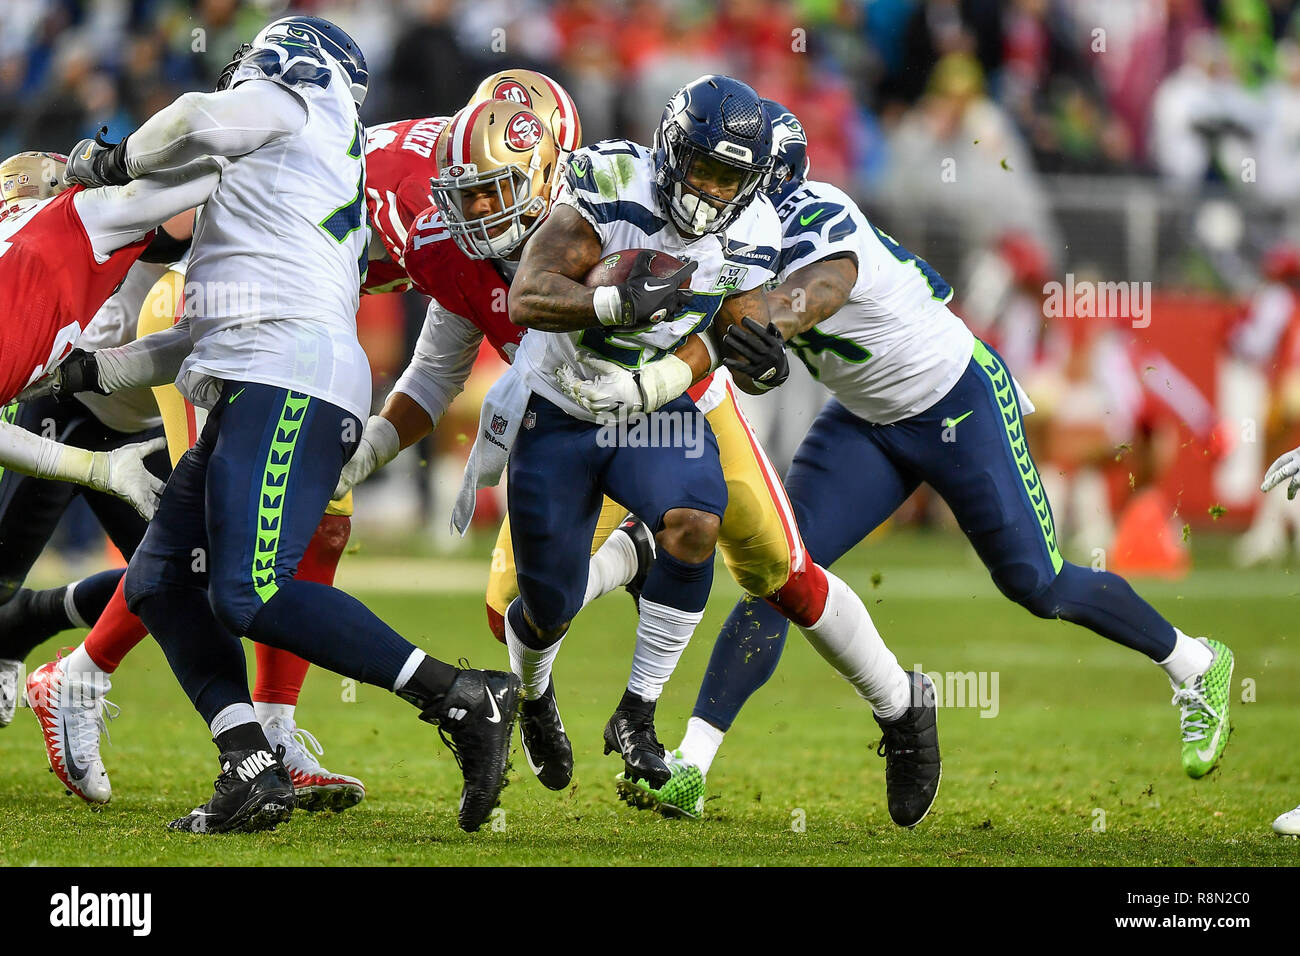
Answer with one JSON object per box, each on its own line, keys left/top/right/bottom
{"left": 656, "top": 122, "right": 769, "bottom": 238}
{"left": 432, "top": 160, "right": 549, "bottom": 260}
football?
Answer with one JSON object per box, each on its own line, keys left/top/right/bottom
{"left": 583, "top": 248, "right": 690, "bottom": 288}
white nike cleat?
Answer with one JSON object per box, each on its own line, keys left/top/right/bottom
{"left": 26, "top": 658, "right": 117, "bottom": 804}
{"left": 262, "top": 714, "right": 365, "bottom": 812}
{"left": 1273, "top": 804, "right": 1300, "bottom": 837}
{"left": 0, "top": 658, "right": 21, "bottom": 727}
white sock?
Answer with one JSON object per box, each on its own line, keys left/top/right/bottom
{"left": 627, "top": 597, "right": 702, "bottom": 701}
{"left": 679, "top": 716, "right": 725, "bottom": 775}
{"left": 209, "top": 702, "right": 259, "bottom": 740}
{"left": 62, "top": 643, "right": 110, "bottom": 694}
{"left": 254, "top": 701, "right": 295, "bottom": 725}
{"left": 505, "top": 610, "right": 563, "bottom": 700}
{"left": 582, "top": 530, "right": 638, "bottom": 607}
{"left": 1157, "top": 629, "right": 1213, "bottom": 686}
{"left": 63, "top": 578, "right": 89, "bottom": 628}
{"left": 798, "top": 570, "right": 910, "bottom": 719}
{"left": 391, "top": 648, "right": 427, "bottom": 693}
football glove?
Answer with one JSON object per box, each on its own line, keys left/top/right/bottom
{"left": 87, "top": 437, "right": 168, "bottom": 519}
{"left": 1262, "top": 445, "right": 1300, "bottom": 499}
{"left": 556, "top": 354, "right": 693, "bottom": 416}
{"left": 18, "top": 349, "right": 107, "bottom": 404}
{"left": 66, "top": 127, "right": 133, "bottom": 188}
{"left": 594, "top": 251, "right": 698, "bottom": 329}
{"left": 723, "top": 317, "right": 789, "bottom": 392}
{"left": 333, "top": 415, "right": 400, "bottom": 500}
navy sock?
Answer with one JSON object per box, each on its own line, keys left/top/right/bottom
{"left": 215, "top": 721, "right": 270, "bottom": 755}
{"left": 246, "top": 580, "right": 418, "bottom": 691}
{"left": 0, "top": 568, "right": 126, "bottom": 660}
{"left": 135, "top": 588, "right": 252, "bottom": 726}
{"left": 1029, "top": 563, "right": 1177, "bottom": 659}
{"left": 70, "top": 569, "right": 127, "bottom": 624}
{"left": 692, "top": 595, "right": 791, "bottom": 732}
{"left": 640, "top": 548, "right": 713, "bottom": 614}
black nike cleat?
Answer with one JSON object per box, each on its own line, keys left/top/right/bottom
{"left": 167, "top": 744, "right": 296, "bottom": 834}
{"left": 603, "top": 700, "right": 670, "bottom": 790}
{"left": 614, "top": 517, "right": 655, "bottom": 609}
{"left": 520, "top": 680, "right": 573, "bottom": 791}
{"left": 417, "top": 668, "right": 521, "bottom": 832}
{"left": 874, "top": 671, "right": 941, "bottom": 828}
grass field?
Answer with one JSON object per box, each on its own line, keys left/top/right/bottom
{"left": 1, "top": 529, "right": 1297, "bottom": 866}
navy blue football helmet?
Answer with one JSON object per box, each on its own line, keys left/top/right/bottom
{"left": 653, "top": 75, "right": 773, "bottom": 238}
{"left": 219, "top": 16, "right": 368, "bottom": 108}
{"left": 762, "top": 99, "right": 809, "bottom": 204}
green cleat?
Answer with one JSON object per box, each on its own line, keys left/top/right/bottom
{"left": 615, "top": 750, "right": 706, "bottom": 819}
{"left": 1172, "top": 638, "right": 1233, "bottom": 779}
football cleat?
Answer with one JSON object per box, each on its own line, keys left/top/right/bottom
{"left": 0, "top": 658, "right": 21, "bottom": 728}
{"left": 603, "top": 703, "right": 670, "bottom": 790}
{"left": 874, "top": 671, "right": 941, "bottom": 828}
{"left": 614, "top": 516, "right": 655, "bottom": 609}
{"left": 168, "top": 745, "right": 295, "bottom": 834}
{"left": 519, "top": 681, "right": 573, "bottom": 791}
{"left": 26, "top": 658, "right": 118, "bottom": 804}
{"left": 262, "top": 715, "right": 365, "bottom": 812}
{"left": 616, "top": 748, "right": 706, "bottom": 819}
{"left": 1272, "top": 805, "right": 1300, "bottom": 837}
{"left": 1173, "top": 638, "right": 1233, "bottom": 779}
{"left": 415, "top": 667, "right": 521, "bottom": 833}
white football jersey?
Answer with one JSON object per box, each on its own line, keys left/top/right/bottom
{"left": 774, "top": 181, "right": 974, "bottom": 424}
{"left": 74, "top": 260, "right": 168, "bottom": 433}
{"left": 519, "top": 139, "right": 782, "bottom": 422}
{"left": 178, "top": 58, "right": 371, "bottom": 420}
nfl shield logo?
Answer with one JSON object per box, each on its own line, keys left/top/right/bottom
{"left": 523, "top": 410, "right": 536, "bottom": 430}
{"left": 490, "top": 414, "right": 508, "bottom": 436}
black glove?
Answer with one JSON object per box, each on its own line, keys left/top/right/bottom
{"left": 723, "top": 317, "right": 789, "bottom": 392}
{"left": 46, "top": 349, "right": 107, "bottom": 402}
{"left": 602, "top": 250, "right": 698, "bottom": 329}
{"left": 66, "top": 127, "right": 133, "bottom": 188}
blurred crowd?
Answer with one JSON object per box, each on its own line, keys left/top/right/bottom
{"left": 10, "top": 0, "right": 1300, "bottom": 569}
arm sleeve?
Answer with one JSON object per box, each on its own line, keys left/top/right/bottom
{"left": 391, "top": 300, "right": 484, "bottom": 427}
{"left": 0, "top": 420, "right": 96, "bottom": 485}
{"left": 74, "top": 161, "right": 220, "bottom": 260}
{"left": 94, "top": 317, "right": 194, "bottom": 392}
{"left": 124, "top": 81, "right": 307, "bottom": 177}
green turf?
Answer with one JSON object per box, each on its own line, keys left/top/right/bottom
{"left": 1, "top": 530, "right": 1296, "bottom": 866}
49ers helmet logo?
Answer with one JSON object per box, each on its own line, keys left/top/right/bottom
{"left": 505, "top": 111, "right": 543, "bottom": 151}
{"left": 493, "top": 79, "right": 531, "bottom": 105}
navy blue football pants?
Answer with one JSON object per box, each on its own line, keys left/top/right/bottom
{"left": 125, "top": 381, "right": 417, "bottom": 725}
{"left": 693, "top": 340, "right": 1179, "bottom": 731}
{"left": 508, "top": 393, "right": 728, "bottom": 635}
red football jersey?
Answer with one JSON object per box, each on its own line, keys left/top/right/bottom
{"left": 0, "top": 186, "right": 151, "bottom": 403}
{"left": 401, "top": 206, "right": 526, "bottom": 362}
{"left": 362, "top": 116, "right": 449, "bottom": 294}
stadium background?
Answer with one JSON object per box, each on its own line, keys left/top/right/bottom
{"left": 2, "top": 0, "right": 1299, "bottom": 869}
{"left": 7, "top": 0, "right": 1300, "bottom": 577}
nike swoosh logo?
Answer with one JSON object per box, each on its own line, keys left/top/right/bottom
{"left": 59, "top": 714, "right": 85, "bottom": 780}
{"left": 522, "top": 733, "right": 544, "bottom": 776}
{"left": 799, "top": 209, "right": 824, "bottom": 226}
{"left": 942, "top": 410, "right": 974, "bottom": 429}
{"left": 228, "top": 387, "right": 245, "bottom": 404}
{"left": 642, "top": 280, "right": 670, "bottom": 292}
{"left": 1196, "top": 722, "right": 1224, "bottom": 763}
{"left": 485, "top": 689, "right": 502, "bottom": 724}
{"left": 80, "top": 144, "right": 94, "bottom": 161}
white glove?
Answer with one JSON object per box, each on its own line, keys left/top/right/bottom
{"left": 555, "top": 354, "right": 693, "bottom": 416}
{"left": 87, "top": 436, "right": 168, "bottom": 519}
{"left": 334, "top": 415, "right": 401, "bottom": 499}
{"left": 1262, "top": 445, "right": 1300, "bottom": 499}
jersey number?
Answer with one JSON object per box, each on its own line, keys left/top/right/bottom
{"left": 320, "top": 123, "right": 367, "bottom": 281}
{"left": 789, "top": 326, "right": 871, "bottom": 379}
